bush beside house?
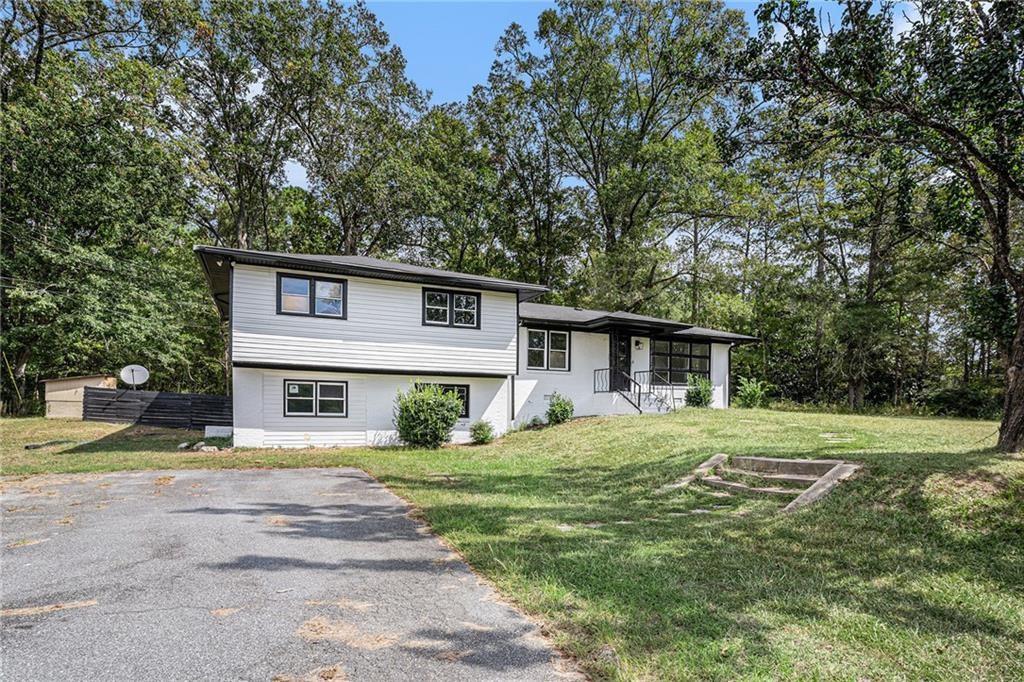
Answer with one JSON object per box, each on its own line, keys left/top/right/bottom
{"left": 394, "top": 384, "right": 463, "bottom": 448}
{"left": 547, "top": 392, "right": 574, "bottom": 424}
{"left": 685, "top": 377, "right": 713, "bottom": 408}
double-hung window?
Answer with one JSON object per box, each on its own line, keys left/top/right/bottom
{"left": 526, "top": 329, "right": 570, "bottom": 371}
{"left": 422, "top": 289, "right": 480, "bottom": 328}
{"left": 650, "top": 340, "right": 710, "bottom": 385}
{"left": 278, "top": 274, "right": 347, "bottom": 318}
{"left": 284, "top": 380, "right": 348, "bottom": 417}
{"left": 417, "top": 383, "right": 470, "bottom": 419}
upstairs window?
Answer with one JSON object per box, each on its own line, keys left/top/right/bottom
{"left": 651, "top": 340, "right": 710, "bottom": 385}
{"left": 278, "top": 274, "right": 347, "bottom": 318}
{"left": 422, "top": 289, "right": 480, "bottom": 328}
{"left": 526, "top": 329, "right": 570, "bottom": 371}
{"left": 417, "top": 383, "right": 470, "bottom": 418}
{"left": 284, "top": 380, "right": 348, "bottom": 417}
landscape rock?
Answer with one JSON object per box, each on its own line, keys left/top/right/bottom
{"left": 191, "top": 441, "right": 205, "bottom": 451}
{"left": 177, "top": 442, "right": 190, "bottom": 450}
{"left": 199, "top": 446, "right": 219, "bottom": 453}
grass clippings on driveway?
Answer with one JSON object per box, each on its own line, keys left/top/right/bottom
{"left": 2, "top": 411, "right": 1023, "bottom": 680}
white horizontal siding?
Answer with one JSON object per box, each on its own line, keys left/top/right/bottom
{"left": 233, "top": 367, "right": 510, "bottom": 448}
{"left": 231, "top": 264, "right": 517, "bottom": 374}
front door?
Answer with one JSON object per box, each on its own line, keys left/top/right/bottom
{"left": 609, "top": 331, "right": 631, "bottom": 390}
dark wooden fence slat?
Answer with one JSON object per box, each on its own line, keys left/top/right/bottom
{"left": 83, "top": 387, "right": 232, "bottom": 430}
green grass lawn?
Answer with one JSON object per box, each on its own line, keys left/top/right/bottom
{"left": 2, "top": 410, "right": 1022, "bottom": 680}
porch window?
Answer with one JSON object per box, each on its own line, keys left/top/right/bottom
{"left": 650, "top": 340, "right": 710, "bottom": 385}
{"left": 526, "top": 329, "right": 570, "bottom": 371}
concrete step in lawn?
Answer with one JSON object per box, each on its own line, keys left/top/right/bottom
{"left": 730, "top": 456, "right": 843, "bottom": 477}
{"left": 718, "top": 466, "right": 819, "bottom": 486}
{"left": 699, "top": 475, "right": 802, "bottom": 497}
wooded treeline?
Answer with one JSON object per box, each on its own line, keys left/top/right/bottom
{"left": 3, "top": 1, "right": 1021, "bottom": 444}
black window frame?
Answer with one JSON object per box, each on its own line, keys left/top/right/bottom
{"left": 283, "top": 379, "right": 349, "bottom": 417}
{"left": 277, "top": 273, "right": 348, "bottom": 319}
{"left": 650, "top": 339, "right": 710, "bottom": 386}
{"left": 525, "top": 328, "right": 571, "bottom": 372}
{"left": 421, "top": 288, "right": 481, "bottom": 329}
{"left": 417, "top": 382, "right": 470, "bottom": 419}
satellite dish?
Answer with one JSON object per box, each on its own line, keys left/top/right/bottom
{"left": 120, "top": 364, "right": 150, "bottom": 388}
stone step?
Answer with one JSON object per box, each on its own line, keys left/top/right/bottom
{"left": 731, "top": 456, "right": 842, "bottom": 477}
{"left": 700, "top": 475, "right": 801, "bottom": 497}
{"left": 719, "top": 467, "right": 818, "bottom": 485}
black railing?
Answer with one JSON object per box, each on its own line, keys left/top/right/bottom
{"left": 634, "top": 370, "right": 676, "bottom": 410}
{"left": 594, "top": 368, "right": 611, "bottom": 393}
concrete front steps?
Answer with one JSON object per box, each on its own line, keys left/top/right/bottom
{"left": 687, "top": 454, "right": 860, "bottom": 512}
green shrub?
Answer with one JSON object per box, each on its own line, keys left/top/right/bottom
{"left": 922, "top": 381, "right": 1003, "bottom": 419}
{"left": 685, "top": 376, "right": 713, "bottom": 407}
{"left": 734, "top": 376, "right": 771, "bottom": 408}
{"left": 469, "top": 419, "right": 494, "bottom": 444}
{"left": 546, "top": 392, "right": 574, "bottom": 424}
{"left": 393, "top": 384, "right": 463, "bottom": 448}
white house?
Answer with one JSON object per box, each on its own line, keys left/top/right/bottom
{"left": 195, "top": 246, "right": 756, "bottom": 448}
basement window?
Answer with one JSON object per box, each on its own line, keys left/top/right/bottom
{"left": 417, "top": 383, "right": 470, "bottom": 419}
{"left": 284, "top": 380, "right": 348, "bottom": 417}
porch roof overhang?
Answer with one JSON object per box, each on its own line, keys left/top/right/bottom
{"left": 518, "top": 303, "right": 691, "bottom": 335}
{"left": 518, "top": 303, "right": 760, "bottom": 344}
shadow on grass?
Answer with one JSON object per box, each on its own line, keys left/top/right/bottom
{"left": 370, "top": 446, "right": 1023, "bottom": 676}
{"left": 66, "top": 423, "right": 201, "bottom": 454}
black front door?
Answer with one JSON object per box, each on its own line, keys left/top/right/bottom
{"left": 610, "top": 331, "right": 631, "bottom": 390}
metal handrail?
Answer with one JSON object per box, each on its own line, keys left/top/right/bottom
{"left": 593, "top": 368, "right": 611, "bottom": 393}
{"left": 633, "top": 370, "right": 676, "bottom": 410}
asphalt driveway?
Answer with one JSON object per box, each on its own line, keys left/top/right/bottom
{"left": 1, "top": 468, "right": 577, "bottom": 681}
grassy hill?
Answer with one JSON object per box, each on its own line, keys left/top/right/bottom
{"left": 2, "top": 410, "right": 1022, "bottom": 680}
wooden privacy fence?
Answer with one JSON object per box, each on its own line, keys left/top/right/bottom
{"left": 82, "top": 387, "right": 231, "bottom": 430}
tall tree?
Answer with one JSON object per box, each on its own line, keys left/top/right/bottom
{"left": 493, "top": 0, "right": 748, "bottom": 310}
{"left": 752, "top": 0, "right": 1024, "bottom": 448}
{"left": 1, "top": 1, "right": 224, "bottom": 412}
{"left": 171, "top": 0, "right": 295, "bottom": 250}
{"left": 248, "top": 0, "right": 425, "bottom": 256}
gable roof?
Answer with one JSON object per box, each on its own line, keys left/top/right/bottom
{"left": 195, "top": 246, "right": 550, "bottom": 318}
{"left": 518, "top": 302, "right": 757, "bottom": 344}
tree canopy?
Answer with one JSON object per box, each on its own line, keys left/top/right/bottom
{"left": 2, "top": 0, "right": 1021, "bottom": 444}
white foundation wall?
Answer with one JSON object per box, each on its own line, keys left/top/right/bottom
{"left": 231, "top": 264, "right": 518, "bottom": 374}
{"left": 233, "top": 366, "right": 510, "bottom": 448}
{"left": 513, "top": 329, "right": 639, "bottom": 424}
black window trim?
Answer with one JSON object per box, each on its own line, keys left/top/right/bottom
{"left": 649, "top": 338, "right": 711, "bottom": 386}
{"left": 277, "top": 273, "right": 348, "bottom": 319}
{"left": 416, "top": 382, "right": 470, "bottom": 419}
{"left": 421, "top": 287, "right": 482, "bottom": 329}
{"left": 283, "top": 379, "right": 349, "bottom": 417}
{"left": 525, "top": 327, "right": 571, "bottom": 372}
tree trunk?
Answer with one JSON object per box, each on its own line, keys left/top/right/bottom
{"left": 998, "top": 309, "right": 1024, "bottom": 451}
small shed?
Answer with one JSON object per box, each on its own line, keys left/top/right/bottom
{"left": 43, "top": 374, "right": 117, "bottom": 419}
